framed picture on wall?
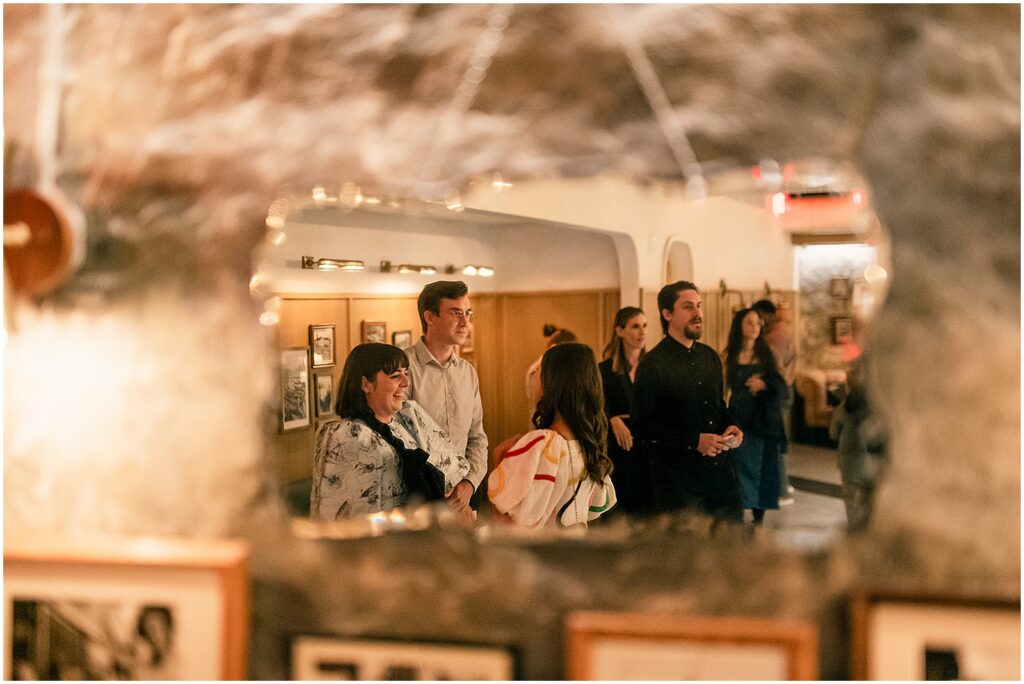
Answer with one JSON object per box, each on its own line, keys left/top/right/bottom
{"left": 280, "top": 347, "right": 311, "bottom": 432}
{"left": 391, "top": 330, "right": 413, "bottom": 349}
{"left": 361, "top": 321, "right": 386, "bottom": 344}
{"left": 850, "top": 591, "right": 1020, "bottom": 680}
{"left": 4, "top": 535, "right": 250, "bottom": 680}
{"left": 290, "top": 634, "right": 516, "bottom": 680}
{"left": 831, "top": 316, "right": 854, "bottom": 345}
{"left": 565, "top": 611, "right": 818, "bottom": 680}
{"left": 309, "top": 325, "right": 336, "bottom": 368}
{"left": 314, "top": 373, "right": 335, "bottom": 418}
{"left": 830, "top": 276, "right": 851, "bottom": 300}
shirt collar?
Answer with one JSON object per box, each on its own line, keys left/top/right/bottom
{"left": 412, "top": 337, "right": 460, "bottom": 368}
{"left": 664, "top": 333, "right": 696, "bottom": 352}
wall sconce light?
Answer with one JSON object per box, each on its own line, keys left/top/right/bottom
{"left": 445, "top": 264, "right": 495, "bottom": 277}
{"left": 302, "top": 256, "right": 365, "bottom": 271}
{"left": 380, "top": 260, "right": 436, "bottom": 275}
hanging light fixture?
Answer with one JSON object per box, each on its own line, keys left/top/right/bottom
{"left": 302, "top": 256, "right": 365, "bottom": 271}
{"left": 381, "top": 261, "right": 436, "bottom": 275}
{"left": 444, "top": 264, "right": 495, "bottom": 277}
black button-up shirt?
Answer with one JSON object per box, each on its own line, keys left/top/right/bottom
{"left": 632, "top": 335, "right": 736, "bottom": 453}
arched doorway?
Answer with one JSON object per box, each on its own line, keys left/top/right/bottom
{"left": 665, "top": 240, "right": 693, "bottom": 282}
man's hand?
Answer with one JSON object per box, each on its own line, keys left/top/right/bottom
{"left": 610, "top": 416, "right": 634, "bottom": 451}
{"left": 446, "top": 479, "right": 474, "bottom": 511}
{"left": 453, "top": 506, "right": 477, "bottom": 526}
{"left": 697, "top": 433, "right": 727, "bottom": 457}
{"left": 722, "top": 425, "right": 744, "bottom": 449}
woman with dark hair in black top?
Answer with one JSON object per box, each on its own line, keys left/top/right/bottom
{"left": 598, "top": 306, "right": 649, "bottom": 515}
{"left": 721, "top": 308, "right": 787, "bottom": 525}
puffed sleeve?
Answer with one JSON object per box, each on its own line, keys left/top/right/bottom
{"left": 403, "top": 401, "right": 471, "bottom": 491}
{"left": 488, "top": 430, "right": 570, "bottom": 526}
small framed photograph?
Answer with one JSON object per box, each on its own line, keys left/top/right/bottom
{"left": 850, "top": 591, "right": 1020, "bottom": 680}
{"left": 361, "top": 321, "right": 386, "bottom": 344}
{"left": 831, "top": 315, "right": 854, "bottom": 345}
{"left": 280, "top": 347, "right": 311, "bottom": 432}
{"left": 391, "top": 330, "right": 413, "bottom": 349}
{"left": 830, "top": 276, "right": 851, "bottom": 300}
{"left": 290, "top": 635, "right": 516, "bottom": 680}
{"left": 4, "top": 535, "right": 250, "bottom": 680}
{"left": 309, "top": 324, "right": 336, "bottom": 368}
{"left": 566, "top": 611, "right": 817, "bottom": 680}
{"left": 314, "top": 373, "right": 335, "bottom": 418}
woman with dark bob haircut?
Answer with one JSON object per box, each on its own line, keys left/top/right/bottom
{"left": 489, "top": 342, "right": 617, "bottom": 527}
{"left": 311, "top": 343, "right": 470, "bottom": 519}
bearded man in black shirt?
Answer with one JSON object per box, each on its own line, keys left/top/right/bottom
{"left": 633, "top": 280, "right": 745, "bottom": 524}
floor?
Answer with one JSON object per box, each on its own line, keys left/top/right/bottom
{"left": 755, "top": 441, "right": 849, "bottom": 550}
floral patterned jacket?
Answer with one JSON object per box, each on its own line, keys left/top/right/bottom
{"left": 311, "top": 400, "right": 470, "bottom": 520}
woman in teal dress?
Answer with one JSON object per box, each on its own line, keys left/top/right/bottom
{"left": 721, "top": 308, "right": 787, "bottom": 525}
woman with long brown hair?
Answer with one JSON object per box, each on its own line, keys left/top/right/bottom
{"left": 721, "top": 308, "right": 787, "bottom": 525}
{"left": 598, "top": 306, "right": 649, "bottom": 515}
{"left": 490, "top": 342, "right": 617, "bottom": 527}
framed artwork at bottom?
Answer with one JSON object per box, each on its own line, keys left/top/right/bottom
{"left": 3, "top": 535, "right": 250, "bottom": 680}
{"left": 361, "top": 321, "right": 386, "bottom": 344}
{"left": 391, "top": 330, "right": 413, "bottom": 349}
{"left": 565, "top": 611, "right": 818, "bottom": 680}
{"left": 290, "top": 635, "right": 516, "bottom": 680}
{"left": 280, "top": 347, "right": 311, "bottom": 432}
{"left": 850, "top": 591, "right": 1020, "bottom": 680}
{"left": 314, "top": 373, "right": 334, "bottom": 418}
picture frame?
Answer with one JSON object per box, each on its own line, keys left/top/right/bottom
{"left": 361, "top": 321, "right": 386, "bottom": 344}
{"left": 831, "top": 315, "right": 854, "bottom": 345}
{"left": 4, "top": 535, "right": 250, "bottom": 680}
{"left": 280, "top": 347, "right": 311, "bottom": 432}
{"left": 850, "top": 591, "right": 1020, "bottom": 680}
{"left": 565, "top": 611, "right": 818, "bottom": 680}
{"left": 308, "top": 324, "right": 336, "bottom": 368}
{"left": 290, "top": 634, "right": 516, "bottom": 680}
{"left": 314, "top": 373, "right": 335, "bottom": 419}
{"left": 829, "top": 276, "right": 851, "bottom": 300}
{"left": 391, "top": 330, "right": 413, "bottom": 349}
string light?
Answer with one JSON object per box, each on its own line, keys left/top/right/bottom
{"left": 771, "top": 192, "right": 787, "bottom": 216}
{"left": 864, "top": 264, "right": 888, "bottom": 283}
{"left": 312, "top": 185, "right": 327, "bottom": 208}
{"left": 490, "top": 172, "right": 513, "bottom": 191}
{"left": 339, "top": 183, "right": 363, "bottom": 209}
{"left": 445, "top": 194, "right": 464, "bottom": 212}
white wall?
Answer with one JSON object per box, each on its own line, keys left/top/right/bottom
{"left": 463, "top": 175, "right": 795, "bottom": 294}
{"left": 259, "top": 175, "right": 793, "bottom": 299}
{"left": 495, "top": 224, "right": 619, "bottom": 292}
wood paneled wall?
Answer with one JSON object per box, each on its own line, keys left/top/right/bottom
{"left": 639, "top": 287, "right": 799, "bottom": 355}
{"left": 272, "top": 289, "right": 619, "bottom": 485}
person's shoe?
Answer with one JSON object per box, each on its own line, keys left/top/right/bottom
{"left": 786, "top": 484, "right": 796, "bottom": 495}
{"left": 778, "top": 495, "right": 795, "bottom": 506}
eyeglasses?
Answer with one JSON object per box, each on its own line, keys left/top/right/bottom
{"left": 444, "top": 308, "right": 474, "bottom": 322}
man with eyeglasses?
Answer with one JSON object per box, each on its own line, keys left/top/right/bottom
{"left": 405, "top": 280, "right": 488, "bottom": 515}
